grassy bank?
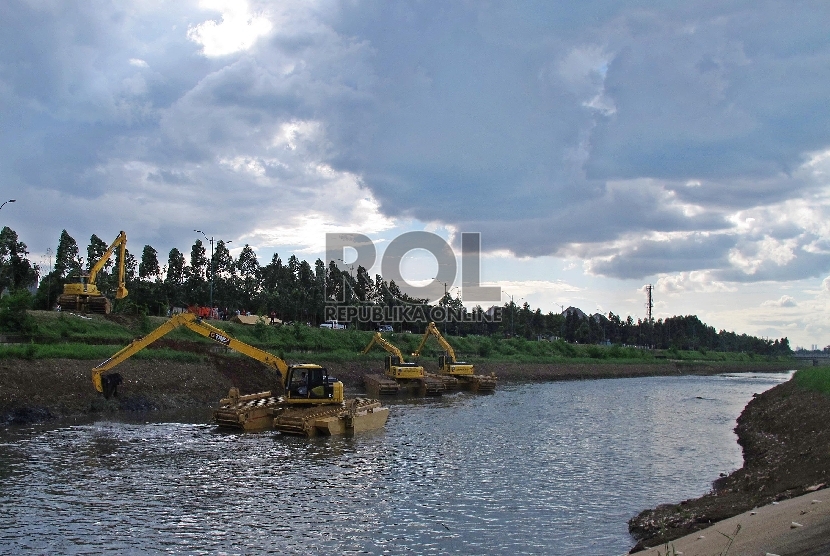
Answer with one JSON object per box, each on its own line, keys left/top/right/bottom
{"left": 6, "top": 310, "right": 797, "bottom": 366}
{"left": 793, "top": 365, "right": 830, "bottom": 394}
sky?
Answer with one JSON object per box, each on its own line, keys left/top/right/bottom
{"left": 1, "top": 0, "right": 830, "bottom": 348}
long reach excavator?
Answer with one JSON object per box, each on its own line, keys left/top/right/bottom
{"left": 91, "top": 313, "right": 388, "bottom": 436}
{"left": 59, "top": 231, "right": 128, "bottom": 314}
{"left": 412, "top": 321, "right": 497, "bottom": 392}
{"left": 361, "top": 332, "right": 444, "bottom": 396}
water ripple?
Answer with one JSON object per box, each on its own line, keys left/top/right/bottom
{"left": 0, "top": 372, "right": 792, "bottom": 555}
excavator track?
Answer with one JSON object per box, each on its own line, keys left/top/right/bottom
{"left": 421, "top": 374, "right": 446, "bottom": 396}
{"left": 272, "top": 398, "right": 388, "bottom": 436}
{"left": 364, "top": 374, "right": 401, "bottom": 396}
{"left": 212, "top": 390, "right": 282, "bottom": 432}
{"left": 213, "top": 390, "right": 389, "bottom": 436}
{"left": 58, "top": 294, "right": 111, "bottom": 314}
{"left": 466, "top": 373, "right": 497, "bottom": 393}
{"left": 436, "top": 374, "right": 460, "bottom": 389}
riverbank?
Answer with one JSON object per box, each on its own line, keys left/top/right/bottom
{"left": 628, "top": 373, "right": 830, "bottom": 551}
{"left": 0, "top": 356, "right": 813, "bottom": 552}
{"left": 0, "top": 356, "right": 796, "bottom": 424}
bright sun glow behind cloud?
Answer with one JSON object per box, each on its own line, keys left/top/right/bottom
{"left": 187, "top": 0, "right": 273, "bottom": 57}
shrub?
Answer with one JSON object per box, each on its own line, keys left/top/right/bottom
{"left": 0, "top": 290, "right": 38, "bottom": 337}
{"left": 585, "top": 345, "right": 606, "bottom": 359}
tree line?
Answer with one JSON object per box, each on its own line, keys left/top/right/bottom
{"left": 0, "top": 226, "right": 791, "bottom": 355}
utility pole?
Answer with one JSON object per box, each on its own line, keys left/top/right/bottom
{"left": 645, "top": 284, "right": 654, "bottom": 348}
{"left": 443, "top": 281, "right": 448, "bottom": 333}
{"left": 46, "top": 248, "right": 52, "bottom": 309}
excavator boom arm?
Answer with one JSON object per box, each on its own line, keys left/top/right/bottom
{"left": 92, "top": 312, "right": 288, "bottom": 393}
{"left": 181, "top": 318, "right": 289, "bottom": 378}
{"left": 114, "top": 233, "right": 128, "bottom": 299}
{"left": 362, "top": 332, "right": 405, "bottom": 361}
{"left": 412, "top": 321, "right": 457, "bottom": 362}
{"left": 88, "top": 231, "right": 127, "bottom": 286}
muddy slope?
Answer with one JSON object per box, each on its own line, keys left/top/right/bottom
{"left": 0, "top": 356, "right": 794, "bottom": 425}
{"left": 628, "top": 378, "right": 830, "bottom": 551}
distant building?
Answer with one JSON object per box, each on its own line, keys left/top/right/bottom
{"left": 562, "top": 306, "right": 587, "bottom": 319}
{"left": 485, "top": 305, "right": 500, "bottom": 319}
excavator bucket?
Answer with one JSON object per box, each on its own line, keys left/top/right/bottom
{"left": 101, "top": 373, "right": 123, "bottom": 399}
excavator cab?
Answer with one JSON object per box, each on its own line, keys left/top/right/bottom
{"left": 384, "top": 355, "right": 401, "bottom": 370}
{"left": 285, "top": 365, "right": 338, "bottom": 401}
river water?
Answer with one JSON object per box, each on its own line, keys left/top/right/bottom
{"left": 0, "top": 372, "right": 792, "bottom": 555}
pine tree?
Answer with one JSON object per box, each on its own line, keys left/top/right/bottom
{"left": 54, "top": 230, "right": 79, "bottom": 278}
{"left": 138, "top": 245, "right": 160, "bottom": 280}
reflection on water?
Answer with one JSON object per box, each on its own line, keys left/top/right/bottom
{"left": 0, "top": 372, "right": 792, "bottom": 555}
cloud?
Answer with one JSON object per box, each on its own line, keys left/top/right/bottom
{"left": 762, "top": 295, "right": 797, "bottom": 308}
{"left": 655, "top": 272, "right": 735, "bottom": 295}
{"left": 3, "top": 0, "right": 830, "bottom": 291}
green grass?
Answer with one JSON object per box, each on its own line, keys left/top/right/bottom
{"left": 794, "top": 366, "right": 830, "bottom": 394}
{"left": 0, "top": 343, "right": 205, "bottom": 363}
{"left": 14, "top": 310, "right": 797, "bottom": 364}
{"left": 28, "top": 311, "right": 137, "bottom": 341}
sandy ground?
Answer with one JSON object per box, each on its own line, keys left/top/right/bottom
{"left": 630, "top": 489, "right": 830, "bottom": 556}
{"left": 633, "top": 490, "right": 830, "bottom": 556}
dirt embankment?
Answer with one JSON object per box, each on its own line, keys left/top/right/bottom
{"left": 0, "top": 355, "right": 795, "bottom": 425}
{"left": 628, "top": 378, "right": 830, "bottom": 551}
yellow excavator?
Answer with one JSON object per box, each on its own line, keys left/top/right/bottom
{"left": 59, "top": 231, "right": 128, "bottom": 314}
{"left": 413, "top": 321, "right": 497, "bottom": 392}
{"left": 361, "top": 332, "right": 444, "bottom": 396}
{"left": 92, "top": 312, "right": 388, "bottom": 435}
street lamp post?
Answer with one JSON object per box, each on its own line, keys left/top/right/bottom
{"left": 431, "top": 278, "right": 450, "bottom": 333}
{"left": 44, "top": 248, "right": 52, "bottom": 310}
{"left": 338, "top": 258, "right": 355, "bottom": 302}
{"left": 194, "top": 230, "right": 231, "bottom": 317}
{"left": 0, "top": 199, "right": 15, "bottom": 211}
{"left": 503, "top": 291, "right": 523, "bottom": 337}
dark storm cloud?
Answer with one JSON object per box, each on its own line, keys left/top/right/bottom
{"left": 2, "top": 1, "right": 830, "bottom": 285}
{"left": 316, "top": 1, "right": 830, "bottom": 281}
{"left": 586, "top": 3, "right": 830, "bottom": 182}
{"left": 586, "top": 234, "right": 735, "bottom": 279}
{"left": 716, "top": 250, "right": 830, "bottom": 283}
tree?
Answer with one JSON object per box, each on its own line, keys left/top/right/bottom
{"left": 164, "top": 248, "right": 186, "bottom": 307}
{"left": 326, "top": 261, "right": 345, "bottom": 302}
{"left": 236, "top": 244, "right": 261, "bottom": 310}
{"left": 353, "top": 266, "right": 373, "bottom": 303}
{"left": 297, "top": 259, "right": 314, "bottom": 324}
{"left": 0, "top": 226, "right": 38, "bottom": 293}
{"left": 187, "top": 239, "right": 208, "bottom": 281}
{"left": 117, "top": 248, "right": 137, "bottom": 283}
{"left": 86, "top": 234, "right": 110, "bottom": 273}
{"left": 54, "top": 230, "right": 79, "bottom": 278}
{"left": 85, "top": 234, "right": 113, "bottom": 296}
{"left": 185, "top": 239, "right": 208, "bottom": 305}
{"left": 138, "top": 245, "right": 160, "bottom": 280}
{"left": 212, "top": 240, "right": 236, "bottom": 309}
{"left": 213, "top": 240, "right": 235, "bottom": 277}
